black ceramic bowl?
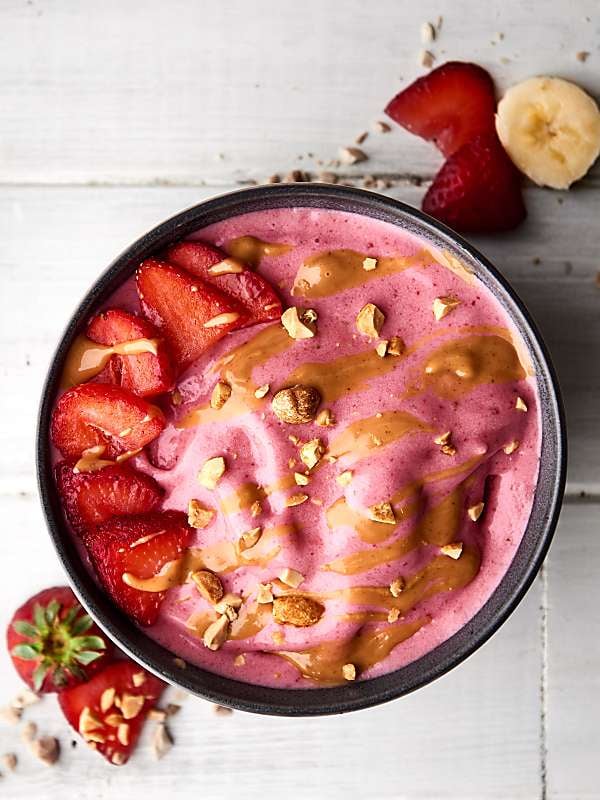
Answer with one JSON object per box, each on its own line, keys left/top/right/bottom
{"left": 37, "top": 184, "right": 566, "bottom": 716}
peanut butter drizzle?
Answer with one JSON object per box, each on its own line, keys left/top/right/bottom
{"left": 178, "top": 324, "right": 293, "bottom": 428}
{"left": 328, "top": 410, "right": 431, "bottom": 462}
{"left": 412, "top": 334, "right": 526, "bottom": 400}
{"left": 61, "top": 334, "right": 160, "bottom": 388}
{"left": 278, "top": 618, "right": 429, "bottom": 685}
{"left": 229, "top": 602, "right": 273, "bottom": 641}
{"left": 122, "top": 558, "right": 183, "bottom": 592}
{"left": 292, "top": 249, "right": 430, "bottom": 298}
{"left": 326, "top": 494, "right": 421, "bottom": 546}
{"left": 226, "top": 236, "right": 293, "bottom": 268}
{"left": 185, "top": 610, "right": 217, "bottom": 638}
{"left": 73, "top": 445, "right": 142, "bottom": 473}
{"left": 219, "top": 483, "right": 267, "bottom": 515}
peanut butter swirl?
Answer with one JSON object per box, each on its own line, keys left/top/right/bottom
{"left": 61, "top": 334, "right": 160, "bottom": 388}
{"left": 226, "top": 236, "right": 293, "bottom": 267}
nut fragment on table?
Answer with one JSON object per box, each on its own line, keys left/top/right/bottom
{"left": 272, "top": 384, "right": 321, "bottom": 424}
{"left": 30, "top": 736, "right": 60, "bottom": 766}
{"left": 151, "top": 722, "right": 173, "bottom": 760}
{"left": 356, "top": 303, "right": 385, "bottom": 338}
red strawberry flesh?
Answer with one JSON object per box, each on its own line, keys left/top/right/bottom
{"left": 137, "top": 258, "right": 249, "bottom": 369}
{"left": 385, "top": 61, "right": 497, "bottom": 157}
{"left": 87, "top": 308, "right": 175, "bottom": 397}
{"left": 58, "top": 660, "right": 164, "bottom": 765}
{"left": 83, "top": 512, "right": 192, "bottom": 627}
{"left": 165, "top": 241, "right": 282, "bottom": 324}
{"left": 6, "top": 586, "right": 113, "bottom": 693}
{"left": 55, "top": 460, "right": 163, "bottom": 534}
{"left": 422, "top": 133, "right": 526, "bottom": 233}
{"left": 50, "top": 383, "right": 165, "bottom": 460}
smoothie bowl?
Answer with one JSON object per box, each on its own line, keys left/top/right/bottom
{"left": 37, "top": 184, "right": 566, "bottom": 715}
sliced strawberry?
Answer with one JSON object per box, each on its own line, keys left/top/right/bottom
{"left": 83, "top": 512, "right": 192, "bottom": 627}
{"left": 7, "top": 587, "right": 113, "bottom": 693}
{"left": 87, "top": 308, "right": 175, "bottom": 397}
{"left": 422, "top": 133, "right": 526, "bottom": 233}
{"left": 55, "top": 461, "right": 163, "bottom": 534}
{"left": 165, "top": 241, "right": 282, "bottom": 324}
{"left": 50, "top": 383, "right": 165, "bottom": 460}
{"left": 385, "top": 61, "right": 497, "bottom": 157}
{"left": 137, "top": 259, "right": 249, "bottom": 369}
{"left": 58, "top": 660, "right": 164, "bottom": 765}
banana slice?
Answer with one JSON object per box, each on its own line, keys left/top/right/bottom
{"left": 496, "top": 76, "right": 600, "bottom": 189}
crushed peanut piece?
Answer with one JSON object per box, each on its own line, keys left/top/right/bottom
{"left": 21, "top": 721, "right": 37, "bottom": 743}
{"left": 432, "top": 296, "right": 461, "bottom": 321}
{"left": 515, "top": 397, "right": 528, "bottom": 412}
{"left": 152, "top": 723, "right": 174, "bottom": 760}
{"left": 278, "top": 567, "right": 305, "bottom": 588}
{"left": 300, "top": 438, "right": 325, "bottom": 469}
{"left": 203, "top": 615, "right": 230, "bottom": 651}
{"left": 390, "top": 577, "right": 406, "bottom": 597}
{"left": 336, "top": 470, "right": 353, "bottom": 487}
{"left": 257, "top": 583, "right": 274, "bottom": 604}
{"left": 272, "top": 384, "right": 321, "bottom": 424}
{"left": 215, "top": 594, "right": 243, "bottom": 616}
{"left": 250, "top": 500, "right": 262, "bottom": 517}
{"left": 0, "top": 706, "right": 22, "bottom": 725}
{"left": 187, "top": 499, "right": 215, "bottom": 529}
{"left": 468, "top": 502, "right": 485, "bottom": 522}
{"left": 373, "top": 120, "right": 391, "bottom": 134}
{"left": 387, "top": 336, "right": 405, "bottom": 356}
{"left": 576, "top": 50, "right": 590, "bottom": 62}
{"left": 420, "top": 21, "right": 436, "bottom": 42}
{"left": 388, "top": 608, "right": 401, "bottom": 623}
{"left": 281, "top": 306, "right": 316, "bottom": 339}
{"left": 342, "top": 663, "right": 357, "bottom": 681}
{"left": 285, "top": 493, "right": 309, "bottom": 507}
{"left": 294, "top": 472, "right": 310, "bottom": 486}
{"left": 234, "top": 654, "right": 246, "bottom": 667}
{"left": 339, "top": 146, "right": 368, "bottom": 165}
{"left": 418, "top": 49, "right": 435, "bottom": 68}
{"left": 316, "top": 408, "right": 335, "bottom": 426}
{"left": 441, "top": 542, "right": 463, "bottom": 560}
{"left": 147, "top": 708, "right": 167, "bottom": 722}
{"left": 197, "top": 456, "right": 226, "bottom": 489}
{"left": 272, "top": 596, "right": 325, "bottom": 627}
{"left": 30, "top": 736, "right": 59, "bottom": 766}
{"left": 213, "top": 704, "right": 234, "bottom": 716}
{"left": 375, "top": 340, "right": 389, "bottom": 357}
{"left": 254, "top": 384, "right": 270, "bottom": 399}
{"left": 210, "top": 381, "right": 232, "bottom": 409}
{"left": 441, "top": 443, "right": 457, "bottom": 456}
{"left": 355, "top": 131, "right": 369, "bottom": 145}
{"left": 368, "top": 502, "right": 396, "bottom": 525}
{"left": 356, "top": 303, "right": 385, "bottom": 338}
{"left": 1, "top": 753, "right": 17, "bottom": 771}
{"left": 238, "top": 527, "right": 262, "bottom": 552}
{"left": 363, "top": 257, "right": 378, "bottom": 271}
{"left": 191, "top": 570, "right": 224, "bottom": 604}
{"left": 504, "top": 440, "right": 520, "bottom": 455}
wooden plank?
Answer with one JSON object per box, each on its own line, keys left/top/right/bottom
{"left": 0, "top": 185, "right": 597, "bottom": 492}
{"left": 1, "top": 0, "right": 599, "bottom": 185}
{"left": 546, "top": 502, "right": 600, "bottom": 800}
{"left": 0, "top": 495, "right": 543, "bottom": 799}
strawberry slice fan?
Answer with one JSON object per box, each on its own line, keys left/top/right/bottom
{"left": 385, "top": 60, "right": 526, "bottom": 233}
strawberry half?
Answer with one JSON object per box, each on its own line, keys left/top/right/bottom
{"left": 165, "top": 241, "right": 282, "bottom": 324}
{"left": 87, "top": 308, "right": 175, "bottom": 397}
{"left": 83, "top": 512, "right": 192, "bottom": 626}
{"left": 58, "top": 660, "right": 164, "bottom": 765}
{"left": 137, "top": 259, "right": 249, "bottom": 369}
{"left": 385, "top": 61, "right": 497, "bottom": 157}
{"left": 7, "top": 587, "right": 113, "bottom": 693}
{"left": 50, "top": 383, "right": 165, "bottom": 460}
{"left": 55, "top": 461, "right": 163, "bottom": 534}
{"left": 422, "top": 133, "right": 526, "bottom": 233}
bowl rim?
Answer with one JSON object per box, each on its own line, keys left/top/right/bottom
{"left": 36, "top": 183, "right": 567, "bottom": 716}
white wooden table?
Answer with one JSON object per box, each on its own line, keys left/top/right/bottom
{"left": 1, "top": 1, "right": 598, "bottom": 797}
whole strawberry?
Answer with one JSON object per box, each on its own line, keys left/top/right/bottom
{"left": 7, "top": 586, "right": 113, "bottom": 692}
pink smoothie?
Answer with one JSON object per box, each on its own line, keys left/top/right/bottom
{"left": 57, "top": 207, "right": 541, "bottom": 688}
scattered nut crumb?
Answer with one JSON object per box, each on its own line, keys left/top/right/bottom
{"left": 197, "top": 456, "right": 226, "bottom": 489}
{"left": 254, "top": 384, "right": 270, "bottom": 399}
{"left": 281, "top": 307, "right": 316, "bottom": 339}
{"left": 151, "top": 723, "right": 173, "bottom": 760}
{"left": 0, "top": 706, "right": 22, "bottom": 725}
{"left": 418, "top": 49, "right": 435, "bottom": 69}
{"left": 355, "top": 131, "right": 369, "bottom": 145}
{"left": 12, "top": 689, "right": 39, "bottom": 709}
{"left": 191, "top": 570, "right": 224, "bottom": 604}
{"left": 336, "top": 470, "right": 353, "bottom": 487}
{"left": 368, "top": 502, "right": 396, "bottom": 524}
{"left": 468, "top": 502, "right": 485, "bottom": 522}
{"left": 317, "top": 171, "right": 339, "bottom": 184}
{"left": 515, "top": 397, "right": 528, "bottom": 412}
{"left": 30, "top": 736, "right": 60, "bottom": 766}
{"left": 420, "top": 21, "right": 436, "bottom": 43}
{"left": 272, "top": 384, "right": 321, "bottom": 424}
{"left": 316, "top": 408, "right": 335, "bottom": 427}
{"left": 187, "top": 499, "right": 215, "bottom": 529}
{"left": 210, "top": 381, "right": 232, "bottom": 409}
{"left": 373, "top": 120, "right": 391, "bottom": 134}
{"left": 504, "top": 440, "right": 520, "bottom": 455}
{"left": 21, "top": 721, "right": 37, "bottom": 743}
{"left": 300, "top": 438, "right": 325, "bottom": 469}
{"left": 441, "top": 542, "right": 463, "bottom": 560}
{"left": 267, "top": 174, "right": 281, "bottom": 183}
{"left": 356, "top": 303, "right": 385, "bottom": 338}
{"left": 576, "top": 49, "right": 590, "bottom": 62}
{"left": 1, "top": 753, "right": 17, "bottom": 771}
{"left": 339, "top": 146, "right": 368, "bottom": 165}
{"left": 203, "top": 615, "right": 230, "bottom": 651}
{"left": 362, "top": 257, "right": 378, "bottom": 271}
{"left": 342, "top": 663, "right": 357, "bottom": 681}
{"left": 432, "top": 296, "right": 461, "bottom": 320}
{"left": 272, "top": 596, "right": 325, "bottom": 627}
{"left": 213, "top": 705, "right": 233, "bottom": 716}
{"left": 390, "top": 577, "right": 406, "bottom": 597}
{"left": 278, "top": 567, "right": 305, "bottom": 588}
{"left": 148, "top": 708, "right": 167, "bottom": 722}
{"left": 257, "top": 583, "right": 274, "bottom": 604}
